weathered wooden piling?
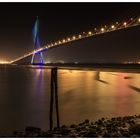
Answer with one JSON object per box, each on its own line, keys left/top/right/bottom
{"left": 49, "top": 67, "right": 60, "bottom": 130}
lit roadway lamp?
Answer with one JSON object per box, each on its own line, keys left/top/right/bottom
{"left": 67, "top": 38, "right": 70, "bottom": 41}
{"left": 101, "top": 28, "right": 105, "bottom": 32}
{"left": 78, "top": 35, "right": 82, "bottom": 38}
{"left": 62, "top": 39, "right": 66, "bottom": 43}
{"left": 88, "top": 31, "right": 92, "bottom": 35}
{"left": 73, "top": 36, "right": 76, "bottom": 40}
{"left": 123, "top": 22, "right": 127, "bottom": 27}
{"left": 111, "top": 25, "right": 115, "bottom": 29}
{"left": 138, "top": 18, "right": 140, "bottom": 22}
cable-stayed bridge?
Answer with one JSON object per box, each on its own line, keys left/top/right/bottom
{"left": 11, "top": 16, "right": 140, "bottom": 65}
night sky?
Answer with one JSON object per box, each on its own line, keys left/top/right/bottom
{"left": 0, "top": 2, "right": 140, "bottom": 62}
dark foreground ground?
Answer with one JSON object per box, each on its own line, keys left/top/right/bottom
{"left": 12, "top": 115, "right": 140, "bottom": 138}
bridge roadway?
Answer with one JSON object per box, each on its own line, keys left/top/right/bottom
{"left": 11, "top": 17, "right": 140, "bottom": 64}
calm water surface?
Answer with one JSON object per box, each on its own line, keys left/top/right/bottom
{"left": 0, "top": 65, "right": 140, "bottom": 135}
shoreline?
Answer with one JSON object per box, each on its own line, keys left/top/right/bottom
{"left": 12, "top": 114, "right": 140, "bottom": 138}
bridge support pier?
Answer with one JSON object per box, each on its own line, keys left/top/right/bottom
{"left": 31, "top": 52, "right": 44, "bottom": 64}
{"left": 49, "top": 67, "right": 60, "bottom": 130}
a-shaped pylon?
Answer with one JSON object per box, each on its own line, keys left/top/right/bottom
{"left": 31, "top": 17, "right": 44, "bottom": 64}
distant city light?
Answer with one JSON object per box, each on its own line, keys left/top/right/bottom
{"left": 74, "top": 61, "right": 78, "bottom": 64}
{"left": 0, "top": 61, "right": 10, "bottom": 64}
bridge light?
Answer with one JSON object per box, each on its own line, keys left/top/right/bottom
{"left": 78, "top": 35, "right": 82, "bottom": 38}
{"left": 111, "top": 25, "right": 115, "bottom": 29}
{"left": 88, "top": 31, "right": 92, "bottom": 35}
{"left": 138, "top": 18, "right": 140, "bottom": 22}
{"left": 123, "top": 22, "right": 127, "bottom": 26}
{"left": 58, "top": 41, "right": 61, "bottom": 44}
{"left": 73, "top": 36, "right": 76, "bottom": 40}
{"left": 62, "top": 39, "right": 66, "bottom": 43}
{"left": 67, "top": 38, "right": 70, "bottom": 41}
{"left": 101, "top": 28, "right": 104, "bottom": 32}
{"left": 55, "top": 42, "right": 57, "bottom": 45}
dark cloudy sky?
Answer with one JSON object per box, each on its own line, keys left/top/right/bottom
{"left": 0, "top": 2, "right": 140, "bottom": 62}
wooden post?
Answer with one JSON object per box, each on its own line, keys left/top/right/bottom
{"left": 49, "top": 68, "right": 54, "bottom": 130}
{"left": 54, "top": 68, "right": 60, "bottom": 128}
{"left": 49, "top": 67, "right": 60, "bottom": 130}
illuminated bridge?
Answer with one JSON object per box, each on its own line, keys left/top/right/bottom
{"left": 11, "top": 16, "right": 140, "bottom": 65}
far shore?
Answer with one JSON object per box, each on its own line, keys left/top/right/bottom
{"left": 22, "top": 63, "right": 140, "bottom": 73}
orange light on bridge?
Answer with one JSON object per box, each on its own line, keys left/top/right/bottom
{"left": 67, "top": 38, "right": 70, "bottom": 41}
{"left": 62, "top": 39, "right": 66, "bottom": 43}
{"left": 101, "top": 28, "right": 105, "bottom": 32}
{"left": 111, "top": 25, "right": 115, "bottom": 29}
{"left": 88, "top": 31, "right": 92, "bottom": 35}
{"left": 138, "top": 18, "right": 140, "bottom": 22}
{"left": 73, "top": 36, "right": 76, "bottom": 40}
{"left": 58, "top": 41, "right": 61, "bottom": 44}
{"left": 78, "top": 34, "right": 82, "bottom": 38}
{"left": 123, "top": 22, "right": 127, "bottom": 26}
{"left": 55, "top": 42, "right": 57, "bottom": 45}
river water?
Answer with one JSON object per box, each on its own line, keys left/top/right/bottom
{"left": 0, "top": 65, "right": 140, "bottom": 135}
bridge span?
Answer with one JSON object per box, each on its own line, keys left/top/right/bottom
{"left": 11, "top": 17, "right": 140, "bottom": 65}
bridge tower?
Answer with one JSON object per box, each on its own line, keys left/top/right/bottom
{"left": 31, "top": 17, "right": 44, "bottom": 64}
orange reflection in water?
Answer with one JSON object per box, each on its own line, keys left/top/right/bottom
{"left": 58, "top": 70, "right": 140, "bottom": 125}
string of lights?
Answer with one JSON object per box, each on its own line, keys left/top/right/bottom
{"left": 10, "top": 17, "right": 140, "bottom": 64}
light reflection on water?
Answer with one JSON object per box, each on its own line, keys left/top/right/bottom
{"left": 0, "top": 66, "right": 140, "bottom": 134}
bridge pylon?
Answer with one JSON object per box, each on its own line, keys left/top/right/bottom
{"left": 31, "top": 17, "right": 44, "bottom": 64}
